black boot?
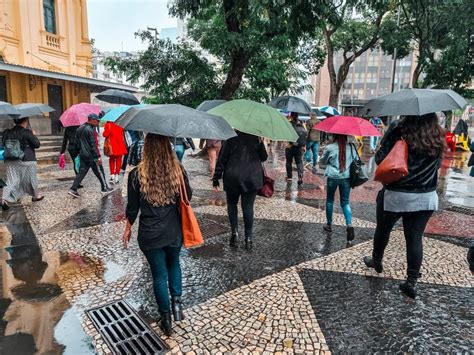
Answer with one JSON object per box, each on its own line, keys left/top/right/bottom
{"left": 244, "top": 234, "right": 253, "bottom": 250}
{"left": 346, "top": 226, "right": 355, "bottom": 241}
{"left": 171, "top": 296, "right": 184, "bottom": 321}
{"left": 159, "top": 312, "right": 172, "bottom": 336}
{"left": 229, "top": 230, "right": 238, "bottom": 248}
{"left": 399, "top": 277, "right": 417, "bottom": 299}
{"left": 363, "top": 256, "right": 383, "bottom": 273}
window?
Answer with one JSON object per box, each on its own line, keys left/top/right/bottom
{"left": 43, "top": 0, "right": 56, "bottom": 34}
{"left": 0, "top": 76, "right": 7, "bottom": 102}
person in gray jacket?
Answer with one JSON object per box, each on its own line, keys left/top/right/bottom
{"left": 305, "top": 113, "right": 321, "bottom": 168}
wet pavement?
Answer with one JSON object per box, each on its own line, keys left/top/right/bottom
{"left": 0, "top": 141, "right": 472, "bottom": 354}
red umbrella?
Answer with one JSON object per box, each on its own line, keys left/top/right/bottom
{"left": 60, "top": 103, "right": 101, "bottom": 127}
{"left": 314, "top": 115, "right": 382, "bottom": 137}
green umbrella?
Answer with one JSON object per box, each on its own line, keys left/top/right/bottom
{"left": 209, "top": 99, "right": 298, "bottom": 142}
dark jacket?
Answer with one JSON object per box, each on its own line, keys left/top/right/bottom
{"left": 60, "top": 126, "right": 79, "bottom": 155}
{"left": 376, "top": 120, "right": 441, "bottom": 193}
{"left": 2, "top": 126, "right": 40, "bottom": 162}
{"left": 126, "top": 167, "right": 192, "bottom": 251}
{"left": 306, "top": 117, "right": 321, "bottom": 142}
{"left": 213, "top": 132, "right": 268, "bottom": 193}
{"left": 76, "top": 123, "right": 100, "bottom": 161}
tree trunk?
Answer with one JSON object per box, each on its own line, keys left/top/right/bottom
{"left": 220, "top": 49, "right": 249, "bottom": 100}
{"left": 324, "top": 30, "right": 339, "bottom": 108}
{"left": 412, "top": 60, "right": 423, "bottom": 88}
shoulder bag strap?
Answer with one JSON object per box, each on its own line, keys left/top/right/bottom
{"left": 178, "top": 169, "right": 188, "bottom": 204}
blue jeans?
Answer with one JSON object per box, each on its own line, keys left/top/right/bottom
{"left": 175, "top": 144, "right": 185, "bottom": 162}
{"left": 143, "top": 246, "right": 182, "bottom": 315}
{"left": 305, "top": 141, "right": 319, "bottom": 166}
{"left": 370, "top": 136, "right": 379, "bottom": 151}
{"left": 326, "top": 178, "right": 352, "bottom": 226}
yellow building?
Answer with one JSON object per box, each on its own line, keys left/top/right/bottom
{"left": 0, "top": 0, "right": 136, "bottom": 134}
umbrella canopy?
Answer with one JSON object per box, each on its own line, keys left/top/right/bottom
{"left": 100, "top": 104, "right": 147, "bottom": 122}
{"left": 311, "top": 107, "right": 327, "bottom": 119}
{"left": 359, "top": 89, "right": 467, "bottom": 117}
{"left": 209, "top": 99, "right": 298, "bottom": 142}
{"left": 314, "top": 116, "right": 382, "bottom": 137}
{"left": 318, "top": 106, "right": 341, "bottom": 116}
{"left": 60, "top": 103, "right": 102, "bottom": 127}
{"left": 115, "top": 104, "right": 236, "bottom": 140}
{"left": 269, "top": 96, "right": 311, "bottom": 114}
{"left": 96, "top": 89, "right": 140, "bottom": 105}
{"left": 196, "top": 100, "right": 226, "bottom": 112}
{"left": 15, "top": 103, "right": 55, "bottom": 118}
{"left": 0, "top": 101, "right": 20, "bottom": 119}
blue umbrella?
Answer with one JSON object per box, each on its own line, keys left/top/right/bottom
{"left": 101, "top": 104, "right": 147, "bottom": 122}
{"left": 318, "top": 106, "right": 340, "bottom": 116}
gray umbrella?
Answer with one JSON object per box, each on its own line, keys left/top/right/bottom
{"left": 15, "top": 103, "right": 55, "bottom": 118}
{"left": 115, "top": 104, "right": 237, "bottom": 140}
{"left": 196, "top": 100, "right": 227, "bottom": 112}
{"left": 359, "top": 89, "right": 467, "bottom": 117}
{"left": 0, "top": 101, "right": 20, "bottom": 119}
{"left": 96, "top": 89, "right": 140, "bottom": 105}
{"left": 269, "top": 96, "right": 312, "bottom": 114}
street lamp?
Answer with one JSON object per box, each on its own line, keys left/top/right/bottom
{"left": 147, "top": 27, "right": 159, "bottom": 41}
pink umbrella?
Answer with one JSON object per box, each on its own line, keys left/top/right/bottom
{"left": 314, "top": 116, "right": 382, "bottom": 137}
{"left": 60, "top": 103, "right": 101, "bottom": 127}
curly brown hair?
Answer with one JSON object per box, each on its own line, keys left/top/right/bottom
{"left": 400, "top": 113, "right": 445, "bottom": 157}
{"left": 137, "top": 134, "right": 183, "bottom": 206}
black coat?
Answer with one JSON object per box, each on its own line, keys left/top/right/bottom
{"left": 2, "top": 126, "right": 40, "bottom": 162}
{"left": 60, "top": 126, "right": 79, "bottom": 155}
{"left": 76, "top": 123, "right": 100, "bottom": 161}
{"left": 376, "top": 120, "right": 441, "bottom": 193}
{"left": 213, "top": 132, "right": 268, "bottom": 194}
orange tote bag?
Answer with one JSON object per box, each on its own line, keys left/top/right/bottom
{"left": 179, "top": 173, "right": 204, "bottom": 248}
{"left": 374, "top": 140, "right": 409, "bottom": 185}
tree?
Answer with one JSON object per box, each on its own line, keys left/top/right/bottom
{"left": 103, "top": 31, "right": 221, "bottom": 108}
{"left": 169, "top": 0, "right": 311, "bottom": 100}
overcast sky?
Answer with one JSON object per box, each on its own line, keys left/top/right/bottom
{"left": 87, "top": 0, "right": 178, "bottom": 52}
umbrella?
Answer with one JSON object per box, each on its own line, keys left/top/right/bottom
{"left": 269, "top": 96, "right": 312, "bottom": 114}
{"left": 100, "top": 104, "right": 147, "bottom": 122}
{"left": 209, "top": 99, "right": 298, "bottom": 142}
{"left": 115, "top": 104, "right": 236, "bottom": 140}
{"left": 15, "top": 103, "right": 55, "bottom": 118}
{"left": 318, "top": 106, "right": 341, "bottom": 116}
{"left": 96, "top": 89, "right": 139, "bottom": 105}
{"left": 311, "top": 107, "right": 327, "bottom": 119}
{"left": 359, "top": 89, "right": 467, "bottom": 117}
{"left": 314, "top": 116, "right": 382, "bottom": 137}
{"left": 196, "top": 100, "right": 226, "bottom": 112}
{"left": 60, "top": 103, "right": 102, "bottom": 127}
{"left": 0, "top": 101, "right": 20, "bottom": 119}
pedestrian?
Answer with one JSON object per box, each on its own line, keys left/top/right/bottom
{"left": 319, "top": 134, "right": 355, "bottom": 241}
{"left": 127, "top": 132, "right": 145, "bottom": 167}
{"left": 68, "top": 114, "right": 110, "bottom": 198}
{"left": 285, "top": 112, "right": 307, "bottom": 185}
{"left": 305, "top": 112, "right": 321, "bottom": 169}
{"left": 213, "top": 131, "right": 268, "bottom": 250}
{"left": 363, "top": 113, "right": 444, "bottom": 299}
{"left": 59, "top": 125, "right": 79, "bottom": 175}
{"left": 172, "top": 137, "right": 195, "bottom": 162}
{"left": 206, "top": 139, "right": 221, "bottom": 177}
{"left": 369, "top": 117, "right": 383, "bottom": 153}
{"left": 122, "top": 133, "right": 192, "bottom": 336}
{"left": 1, "top": 117, "right": 44, "bottom": 210}
{"left": 103, "top": 121, "right": 128, "bottom": 184}
{"left": 468, "top": 246, "right": 474, "bottom": 275}
{"left": 121, "top": 130, "right": 140, "bottom": 173}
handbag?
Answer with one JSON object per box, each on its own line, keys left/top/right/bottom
{"left": 374, "top": 140, "right": 409, "bottom": 185}
{"left": 178, "top": 172, "right": 204, "bottom": 248}
{"left": 103, "top": 137, "right": 113, "bottom": 157}
{"left": 349, "top": 144, "right": 369, "bottom": 188}
{"left": 3, "top": 139, "right": 25, "bottom": 160}
{"left": 257, "top": 164, "right": 274, "bottom": 198}
{"left": 58, "top": 153, "right": 66, "bottom": 170}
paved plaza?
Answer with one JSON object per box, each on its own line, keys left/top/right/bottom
{"left": 0, "top": 139, "right": 473, "bottom": 354}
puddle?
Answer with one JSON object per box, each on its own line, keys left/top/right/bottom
{"left": 104, "top": 261, "right": 127, "bottom": 283}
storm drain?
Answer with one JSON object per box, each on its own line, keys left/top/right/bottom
{"left": 86, "top": 300, "right": 168, "bottom": 354}
{"left": 198, "top": 218, "right": 228, "bottom": 239}
{"left": 447, "top": 205, "right": 474, "bottom": 216}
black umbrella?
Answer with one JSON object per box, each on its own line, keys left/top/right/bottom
{"left": 15, "top": 103, "right": 55, "bottom": 118}
{"left": 269, "top": 96, "right": 312, "bottom": 114}
{"left": 96, "top": 89, "right": 140, "bottom": 105}
{"left": 196, "top": 100, "right": 227, "bottom": 112}
{"left": 115, "top": 104, "right": 236, "bottom": 140}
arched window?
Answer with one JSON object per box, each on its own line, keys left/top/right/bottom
{"left": 43, "top": 0, "right": 56, "bottom": 34}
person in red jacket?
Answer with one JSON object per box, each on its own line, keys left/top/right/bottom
{"left": 103, "top": 121, "right": 128, "bottom": 184}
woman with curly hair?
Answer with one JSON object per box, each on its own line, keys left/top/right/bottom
{"left": 122, "top": 134, "right": 192, "bottom": 336}
{"left": 363, "top": 113, "right": 445, "bottom": 299}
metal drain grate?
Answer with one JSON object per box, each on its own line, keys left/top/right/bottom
{"left": 198, "top": 218, "right": 228, "bottom": 239}
{"left": 447, "top": 205, "right": 474, "bottom": 216}
{"left": 86, "top": 300, "right": 168, "bottom": 354}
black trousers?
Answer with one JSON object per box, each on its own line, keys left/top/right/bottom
{"left": 372, "top": 190, "right": 433, "bottom": 279}
{"left": 71, "top": 159, "right": 107, "bottom": 191}
{"left": 68, "top": 149, "right": 78, "bottom": 175}
{"left": 285, "top": 146, "right": 304, "bottom": 179}
{"left": 226, "top": 191, "right": 257, "bottom": 238}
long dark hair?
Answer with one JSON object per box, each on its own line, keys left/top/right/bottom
{"left": 334, "top": 134, "right": 347, "bottom": 173}
{"left": 399, "top": 113, "right": 445, "bottom": 157}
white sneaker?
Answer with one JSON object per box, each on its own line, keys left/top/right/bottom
{"left": 114, "top": 175, "right": 120, "bottom": 184}
{"left": 109, "top": 175, "right": 115, "bottom": 184}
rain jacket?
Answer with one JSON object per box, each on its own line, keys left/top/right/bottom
{"left": 103, "top": 122, "right": 128, "bottom": 156}
{"left": 76, "top": 123, "right": 100, "bottom": 162}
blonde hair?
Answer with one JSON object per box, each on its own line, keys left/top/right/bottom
{"left": 137, "top": 134, "right": 183, "bottom": 206}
